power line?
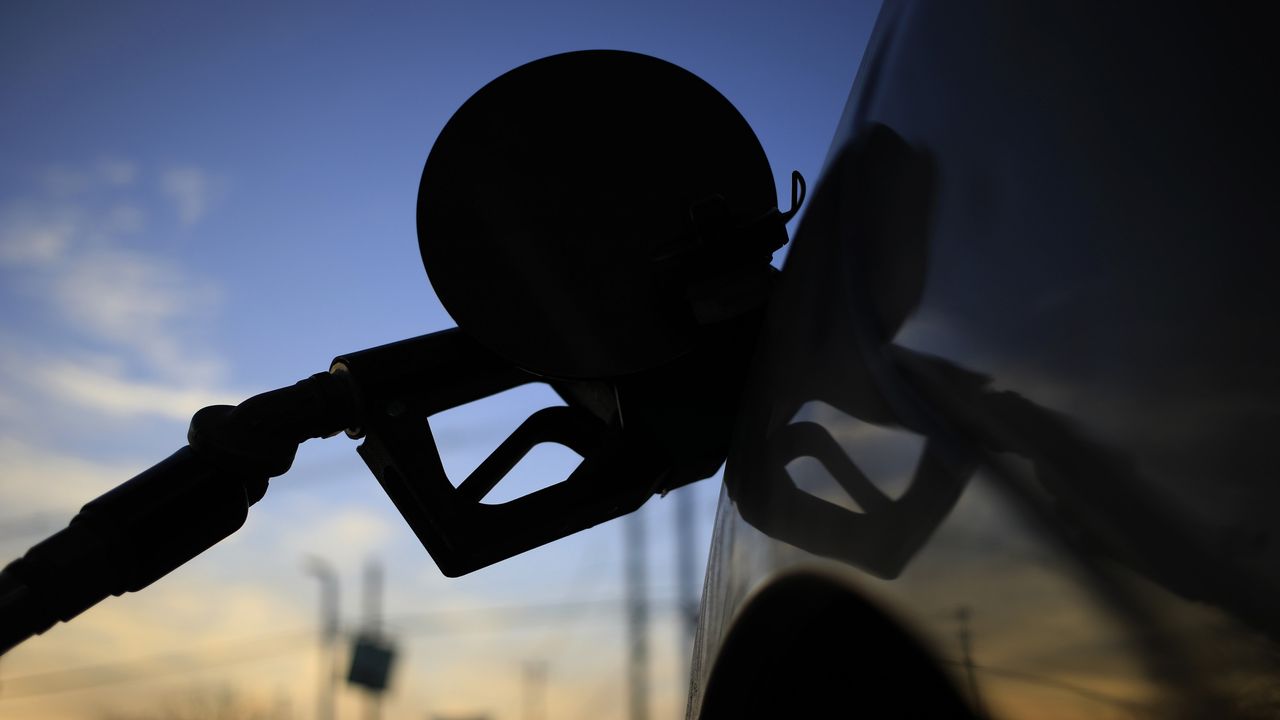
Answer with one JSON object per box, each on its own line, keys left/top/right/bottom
{"left": 529, "top": 533, "right": 612, "bottom": 659}
{"left": 624, "top": 511, "right": 649, "bottom": 720}
{"left": 0, "top": 597, "right": 685, "bottom": 700}
{"left": 386, "top": 596, "right": 679, "bottom": 637}
{"left": 673, "top": 487, "right": 699, "bottom": 683}
{"left": 0, "top": 629, "right": 313, "bottom": 700}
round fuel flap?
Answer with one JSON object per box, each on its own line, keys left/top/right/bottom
{"left": 418, "top": 49, "right": 780, "bottom": 380}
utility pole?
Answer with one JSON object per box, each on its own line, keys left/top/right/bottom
{"left": 956, "top": 606, "right": 984, "bottom": 717}
{"left": 362, "top": 559, "right": 383, "bottom": 720}
{"left": 522, "top": 660, "right": 548, "bottom": 720}
{"left": 673, "top": 487, "right": 699, "bottom": 682}
{"left": 624, "top": 510, "right": 649, "bottom": 720}
{"left": 305, "top": 556, "right": 340, "bottom": 720}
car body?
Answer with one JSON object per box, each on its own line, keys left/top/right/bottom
{"left": 687, "top": 3, "right": 1280, "bottom": 718}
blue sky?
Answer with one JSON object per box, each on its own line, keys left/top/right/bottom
{"left": 0, "top": 2, "right": 880, "bottom": 718}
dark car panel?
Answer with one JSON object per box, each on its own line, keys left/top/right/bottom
{"left": 690, "top": 2, "right": 1280, "bottom": 717}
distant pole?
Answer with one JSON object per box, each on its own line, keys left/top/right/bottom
{"left": 523, "top": 660, "right": 548, "bottom": 720}
{"left": 673, "top": 487, "right": 699, "bottom": 681}
{"left": 305, "top": 556, "right": 340, "bottom": 720}
{"left": 957, "top": 606, "right": 984, "bottom": 717}
{"left": 362, "top": 559, "right": 384, "bottom": 720}
{"left": 624, "top": 511, "right": 649, "bottom": 720}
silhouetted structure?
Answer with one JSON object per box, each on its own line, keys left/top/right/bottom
{"left": 305, "top": 556, "right": 341, "bottom": 720}
{"left": 625, "top": 512, "right": 649, "bottom": 720}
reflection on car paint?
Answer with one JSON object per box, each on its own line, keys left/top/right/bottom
{"left": 691, "top": 2, "right": 1280, "bottom": 716}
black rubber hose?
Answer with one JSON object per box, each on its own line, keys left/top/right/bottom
{"left": 0, "top": 447, "right": 257, "bottom": 656}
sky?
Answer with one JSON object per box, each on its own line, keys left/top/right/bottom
{"left": 0, "top": 2, "right": 882, "bottom": 719}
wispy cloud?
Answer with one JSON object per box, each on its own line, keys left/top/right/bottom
{"left": 0, "top": 203, "right": 78, "bottom": 266}
{"left": 282, "top": 507, "right": 394, "bottom": 569}
{"left": 97, "top": 158, "right": 138, "bottom": 187}
{"left": 161, "top": 167, "right": 217, "bottom": 227}
{"left": 52, "top": 248, "right": 223, "bottom": 382}
{"left": 0, "top": 436, "right": 137, "bottom": 515}
{"left": 97, "top": 203, "right": 147, "bottom": 238}
{"left": 32, "top": 359, "right": 239, "bottom": 421}
{"left": 39, "top": 158, "right": 139, "bottom": 197}
{"left": 0, "top": 160, "right": 232, "bottom": 422}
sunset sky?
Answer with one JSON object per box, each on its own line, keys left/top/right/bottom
{"left": 0, "top": 2, "right": 881, "bottom": 719}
